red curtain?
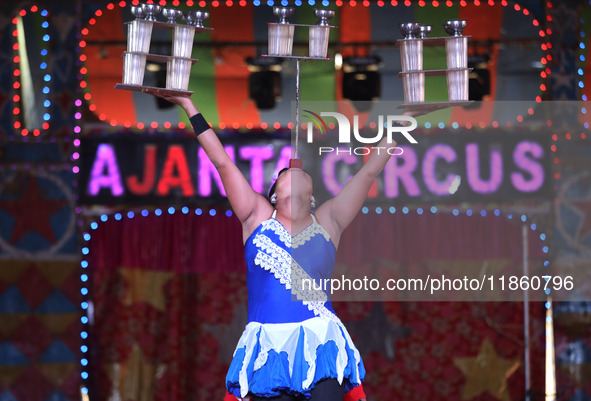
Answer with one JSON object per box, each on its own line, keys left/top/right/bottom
{"left": 88, "top": 210, "right": 546, "bottom": 401}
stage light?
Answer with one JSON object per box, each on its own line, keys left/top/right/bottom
{"left": 342, "top": 55, "right": 382, "bottom": 110}
{"left": 246, "top": 56, "right": 283, "bottom": 110}
{"left": 468, "top": 53, "right": 491, "bottom": 101}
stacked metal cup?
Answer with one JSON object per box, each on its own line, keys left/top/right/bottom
{"left": 444, "top": 19, "right": 468, "bottom": 101}
{"left": 123, "top": 5, "right": 155, "bottom": 85}
{"left": 268, "top": 7, "right": 295, "bottom": 56}
{"left": 167, "top": 10, "right": 208, "bottom": 90}
{"left": 399, "top": 22, "right": 424, "bottom": 104}
{"left": 309, "top": 9, "right": 334, "bottom": 58}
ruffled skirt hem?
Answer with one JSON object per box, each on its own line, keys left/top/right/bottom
{"left": 226, "top": 317, "right": 366, "bottom": 399}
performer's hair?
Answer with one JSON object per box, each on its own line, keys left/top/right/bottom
{"left": 268, "top": 168, "right": 289, "bottom": 202}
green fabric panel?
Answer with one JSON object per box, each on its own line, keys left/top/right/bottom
{"left": 414, "top": 4, "right": 459, "bottom": 122}
{"left": 182, "top": 5, "right": 219, "bottom": 126}
{"left": 295, "top": 6, "right": 338, "bottom": 109}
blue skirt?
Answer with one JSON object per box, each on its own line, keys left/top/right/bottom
{"left": 226, "top": 317, "right": 365, "bottom": 399}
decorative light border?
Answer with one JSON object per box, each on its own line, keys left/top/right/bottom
{"left": 548, "top": 0, "right": 589, "bottom": 187}
{"left": 577, "top": 1, "right": 590, "bottom": 138}
{"left": 80, "top": 203, "right": 551, "bottom": 390}
{"left": 11, "top": 5, "right": 52, "bottom": 140}
{"left": 77, "top": 0, "right": 550, "bottom": 131}
{"left": 580, "top": 2, "right": 589, "bottom": 105}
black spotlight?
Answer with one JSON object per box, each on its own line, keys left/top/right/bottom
{"left": 246, "top": 57, "right": 283, "bottom": 110}
{"left": 468, "top": 53, "right": 491, "bottom": 101}
{"left": 342, "top": 55, "right": 382, "bottom": 110}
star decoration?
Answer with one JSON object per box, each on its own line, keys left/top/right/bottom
{"left": 567, "top": 194, "right": 591, "bottom": 244}
{"left": 120, "top": 269, "right": 174, "bottom": 311}
{"left": 551, "top": 70, "right": 574, "bottom": 91}
{"left": 203, "top": 305, "right": 248, "bottom": 363}
{"left": 344, "top": 302, "right": 410, "bottom": 361}
{"left": 453, "top": 338, "right": 520, "bottom": 401}
{"left": 0, "top": 176, "right": 67, "bottom": 244}
{"left": 106, "top": 343, "right": 166, "bottom": 401}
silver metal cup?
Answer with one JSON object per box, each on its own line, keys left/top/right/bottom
{"left": 268, "top": 24, "right": 295, "bottom": 56}
{"left": 131, "top": 5, "right": 146, "bottom": 19}
{"left": 141, "top": 3, "right": 162, "bottom": 22}
{"left": 400, "top": 40, "right": 422, "bottom": 71}
{"left": 400, "top": 22, "right": 421, "bottom": 39}
{"left": 314, "top": 8, "right": 335, "bottom": 26}
{"left": 166, "top": 58, "right": 192, "bottom": 90}
{"left": 173, "top": 25, "right": 196, "bottom": 58}
{"left": 419, "top": 25, "right": 432, "bottom": 39}
{"left": 445, "top": 36, "right": 468, "bottom": 69}
{"left": 403, "top": 73, "right": 425, "bottom": 104}
{"left": 444, "top": 19, "right": 467, "bottom": 36}
{"left": 186, "top": 10, "right": 209, "bottom": 28}
{"left": 123, "top": 53, "right": 147, "bottom": 85}
{"left": 127, "top": 19, "right": 153, "bottom": 53}
{"left": 309, "top": 26, "right": 330, "bottom": 58}
{"left": 446, "top": 69, "right": 469, "bottom": 101}
{"left": 273, "top": 6, "right": 294, "bottom": 23}
{"left": 162, "top": 8, "right": 183, "bottom": 24}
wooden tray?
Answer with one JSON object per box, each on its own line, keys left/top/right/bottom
{"left": 122, "top": 51, "right": 199, "bottom": 64}
{"left": 261, "top": 54, "right": 331, "bottom": 61}
{"left": 115, "top": 83, "right": 193, "bottom": 96}
{"left": 398, "top": 68, "right": 472, "bottom": 77}
{"left": 398, "top": 100, "right": 474, "bottom": 114}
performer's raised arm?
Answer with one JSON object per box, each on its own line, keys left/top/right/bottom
{"left": 143, "top": 90, "right": 272, "bottom": 241}
{"left": 316, "top": 115, "right": 417, "bottom": 248}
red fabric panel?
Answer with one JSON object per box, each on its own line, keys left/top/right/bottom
{"left": 85, "top": 7, "right": 137, "bottom": 124}
{"left": 89, "top": 212, "right": 245, "bottom": 273}
{"left": 336, "top": 5, "right": 371, "bottom": 121}
{"left": 337, "top": 212, "right": 545, "bottom": 265}
{"left": 339, "top": 4, "right": 371, "bottom": 58}
{"left": 451, "top": 3, "right": 503, "bottom": 124}
{"left": 210, "top": 6, "right": 260, "bottom": 126}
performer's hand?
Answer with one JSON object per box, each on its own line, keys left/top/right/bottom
{"left": 142, "top": 88, "right": 197, "bottom": 115}
{"left": 403, "top": 109, "right": 426, "bottom": 118}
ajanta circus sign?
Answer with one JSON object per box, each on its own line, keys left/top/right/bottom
{"left": 78, "top": 130, "right": 552, "bottom": 206}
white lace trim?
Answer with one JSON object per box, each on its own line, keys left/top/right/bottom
{"left": 261, "top": 218, "right": 291, "bottom": 247}
{"left": 254, "top": 251, "right": 291, "bottom": 289}
{"left": 292, "top": 223, "right": 331, "bottom": 249}
{"left": 233, "top": 317, "right": 363, "bottom": 398}
{"left": 259, "top": 214, "right": 332, "bottom": 250}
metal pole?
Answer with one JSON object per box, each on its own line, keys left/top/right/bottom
{"left": 294, "top": 58, "right": 300, "bottom": 160}
{"left": 523, "top": 224, "right": 531, "bottom": 401}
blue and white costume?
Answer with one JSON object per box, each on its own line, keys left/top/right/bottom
{"left": 226, "top": 211, "right": 365, "bottom": 399}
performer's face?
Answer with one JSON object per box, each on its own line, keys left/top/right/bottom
{"left": 274, "top": 168, "right": 313, "bottom": 202}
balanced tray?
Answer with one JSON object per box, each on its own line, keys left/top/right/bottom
{"left": 122, "top": 51, "right": 199, "bottom": 64}
{"left": 261, "top": 54, "right": 331, "bottom": 61}
{"left": 398, "top": 68, "right": 472, "bottom": 77}
{"left": 115, "top": 83, "right": 193, "bottom": 96}
{"left": 398, "top": 100, "right": 474, "bottom": 114}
